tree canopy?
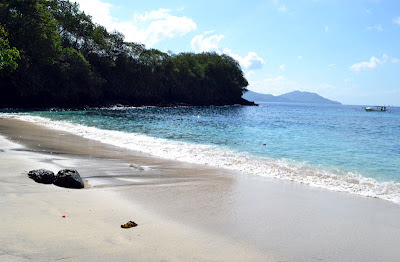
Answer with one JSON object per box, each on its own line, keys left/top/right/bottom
{"left": 0, "top": 0, "right": 252, "bottom": 108}
{"left": 0, "top": 25, "right": 20, "bottom": 75}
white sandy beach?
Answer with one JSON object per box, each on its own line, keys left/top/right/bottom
{"left": 0, "top": 118, "right": 278, "bottom": 262}
{"left": 1, "top": 117, "right": 400, "bottom": 262}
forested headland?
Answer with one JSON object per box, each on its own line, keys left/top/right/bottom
{"left": 0, "top": 0, "right": 254, "bottom": 108}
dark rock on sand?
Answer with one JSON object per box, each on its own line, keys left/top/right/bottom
{"left": 28, "top": 169, "right": 55, "bottom": 184}
{"left": 53, "top": 169, "right": 84, "bottom": 189}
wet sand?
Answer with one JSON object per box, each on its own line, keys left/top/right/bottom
{"left": 1, "top": 117, "right": 400, "bottom": 261}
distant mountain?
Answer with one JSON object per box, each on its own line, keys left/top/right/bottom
{"left": 242, "top": 91, "right": 292, "bottom": 103}
{"left": 243, "top": 90, "right": 341, "bottom": 104}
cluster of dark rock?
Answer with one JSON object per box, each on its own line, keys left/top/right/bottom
{"left": 28, "top": 169, "right": 84, "bottom": 189}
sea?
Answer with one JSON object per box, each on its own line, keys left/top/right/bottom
{"left": 1, "top": 103, "right": 400, "bottom": 204}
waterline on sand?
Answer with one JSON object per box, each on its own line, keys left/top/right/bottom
{"left": 3, "top": 113, "right": 400, "bottom": 205}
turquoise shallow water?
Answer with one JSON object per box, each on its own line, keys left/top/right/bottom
{"left": 2, "top": 103, "right": 400, "bottom": 202}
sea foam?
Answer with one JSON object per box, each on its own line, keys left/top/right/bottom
{"left": 3, "top": 113, "right": 400, "bottom": 204}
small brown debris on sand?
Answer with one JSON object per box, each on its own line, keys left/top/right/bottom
{"left": 121, "top": 221, "right": 138, "bottom": 228}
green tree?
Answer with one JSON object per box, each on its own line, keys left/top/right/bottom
{"left": 0, "top": 25, "right": 20, "bottom": 75}
{"left": 0, "top": 0, "right": 63, "bottom": 106}
{"left": 0, "top": 0, "right": 251, "bottom": 108}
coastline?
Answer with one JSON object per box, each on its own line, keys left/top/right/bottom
{"left": 5, "top": 109, "right": 399, "bottom": 205}
{"left": 1, "top": 117, "right": 400, "bottom": 261}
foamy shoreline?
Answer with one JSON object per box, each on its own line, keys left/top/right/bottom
{"left": 1, "top": 117, "right": 400, "bottom": 261}
{"left": 2, "top": 113, "right": 400, "bottom": 205}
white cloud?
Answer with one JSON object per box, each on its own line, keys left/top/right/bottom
{"left": 228, "top": 51, "right": 265, "bottom": 70}
{"left": 297, "top": 55, "right": 303, "bottom": 60}
{"left": 204, "top": 30, "right": 216, "bottom": 35}
{"left": 393, "top": 17, "right": 400, "bottom": 26}
{"left": 324, "top": 26, "right": 329, "bottom": 32}
{"left": 73, "top": 0, "right": 196, "bottom": 47}
{"left": 191, "top": 34, "right": 225, "bottom": 53}
{"left": 143, "top": 15, "right": 197, "bottom": 46}
{"left": 133, "top": 8, "right": 171, "bottom": 22}
{"left": 74, "top": 0, "right": 114, "bottom": 25}
{"left": 350, "top": 56, "right": 382, "bottom": 72}
{"left": 328, "top": 63, "right": 336, "bottom": 67}
{"left": 191, "top": 33, "right": 264, "bottom": 70}
{"left": 367, "top": 24, "right": 383, "bottom": 31}
{"left": 349, "top": 54, "right": 395, "bottom": 72}
{"left": 279, "top": 64, "right": 285, "bottom": 71}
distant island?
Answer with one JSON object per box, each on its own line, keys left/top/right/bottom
{"left": 0, "top": 0, "right": 253, "bottom": 109}
{"left": 243, "top": 90, "right": 341, "bottom": 104}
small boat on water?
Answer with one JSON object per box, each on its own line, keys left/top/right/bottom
{"left": 364, "top": 106, "right": 387, "bottom": 112}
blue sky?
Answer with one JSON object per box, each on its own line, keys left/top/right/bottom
{"left": 74, "top": 0, "right": 400, "bottom": 105}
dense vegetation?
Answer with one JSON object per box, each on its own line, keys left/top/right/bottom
{"left": 0, "top": 0, "right": 252, "bottom": 108}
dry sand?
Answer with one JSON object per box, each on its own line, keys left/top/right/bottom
{"left": 1, "top": 117, "right": 400, "bottom": 262}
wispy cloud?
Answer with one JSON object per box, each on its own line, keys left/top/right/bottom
{"left": 393, "top": 17, "right": 400, "bottom": 26}
{"left": 344, "top": 78, "right": 354, "bottom": 83}
{"left": 74, "top": 0, "right": 196, "bottom": 47}
{"left": 279, "top": 64, "right": 285, "bottom": 71}
{"left": 273, "top": 0, "right": 288, "bottom": 13}
{"left": 324, "top": 26, "right": 329, "bottom": 32}
{"left": 278, "top": 5, "right": 287, "bottom": 12}
{"left": 367, "top": 24, "right": 383, "bottom": 31}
